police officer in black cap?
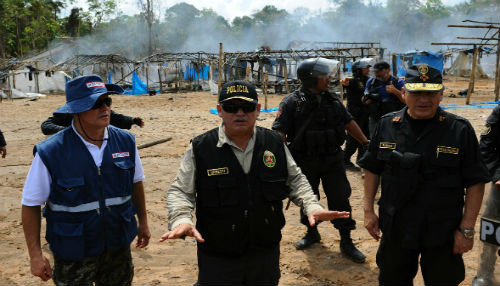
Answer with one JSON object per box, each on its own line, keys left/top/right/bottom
{"left": 341, "top": 60, "right": 371, "bottom": 171}
{"left": 364, "top": 61, "right": 405, "bottom": 134}
{"left": 272, "top": 57, "right": 368, "bottom": 263}
{"left": 359, "top": 64, "right": 490, "bottom": 285}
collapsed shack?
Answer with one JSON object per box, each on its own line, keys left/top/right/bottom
{"left": 444, "top": 48, "right": 491, "bottom": 78}
{"left": 140, "top": 52, "right": 218, "bottom": 93}
{"left": 220, "top": 46, "right": 380, "bottom": 95}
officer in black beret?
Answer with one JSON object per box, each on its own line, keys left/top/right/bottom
{"left": 359, "top": 64, "right": 490, "bottom": 285}
{"left": 273, "top": 58, "right": 368, "bottom": 263}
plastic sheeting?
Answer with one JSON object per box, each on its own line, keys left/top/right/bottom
{"left": 396, "top": 51, "right": 444, "bottom": 77}
{"left": 124, "top": 71, "right": 148, "bottom": 95}
{"left": 184, "top": 64, "right": 209, "bottom": 81}
{"left": 441, "top": 102, "right": 499, "bottom": 109}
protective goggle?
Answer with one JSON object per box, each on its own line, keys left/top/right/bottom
{"left": 221, "top": 101, "right": 257, "bottom": 113}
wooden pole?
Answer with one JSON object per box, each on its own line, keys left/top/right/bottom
{"left": 495, "top": 29, "right": 500, "bottom": 101}
{"left": 158, "top": 63, "right": 163, "bottom": 93}
{"left": 264, "top": 71, "right": 268, "bottom": 110}
{"left": 218, "top": 43, "right": 223, "bottom": 93}
{"left": 6, "top": 72, "right": 12, "bottom": 100}
{"left": 137, "top": 137, "right": 172, "bottom": 150}
{"left": 145, "top": 64, "right": 149, "bottom": 90}
{"left": 466, "top": 45, "right": 478, "bottom": 105}
{"left": 283, "top": 59, "right": 290, "bottom": 94}
{"left": 35, "top": 62, "right": 40, "bottom": 93}
{"left": 245, "top": 65, "right": 251, "bottom": 81}
{"left": 392, "top": 54, "right": 397, "bottom": 76}
{"left": 11, "top": 70, "right": 16, "bottom": 89}
{"left": 338, "top": 64, "right": 344, "bottom": 100}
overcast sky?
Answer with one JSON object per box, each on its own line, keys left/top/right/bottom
{"left": 113, "top": 0, "right": 469, "bottom": 21}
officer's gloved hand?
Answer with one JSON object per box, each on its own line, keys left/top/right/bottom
{"left": 133, "top": 117, "right": 144, "bottom": 128}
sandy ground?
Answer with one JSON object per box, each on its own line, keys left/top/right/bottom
{"left": 0, "top": 76, "right": 499, "bottom": 286}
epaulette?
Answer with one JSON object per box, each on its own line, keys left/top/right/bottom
{"left": 392, "top": 116, "right": 401, "bottom": 122}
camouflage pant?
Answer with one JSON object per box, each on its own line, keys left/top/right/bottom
{"left": 53, "top": 247, "right": 134, "bottom": 286}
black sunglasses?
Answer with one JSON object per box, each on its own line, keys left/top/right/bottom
{"left": 221, "top": 101, "right": 257, "bottom": 113}
{"left": 92, "top": 97, "right": 112, "bottom": 109}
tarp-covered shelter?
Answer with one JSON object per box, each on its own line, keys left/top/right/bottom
{"left": 395, "top": 50, "right": 444, "bottom": 77}
{"left": 447, "top": 51, "right": 489, "bottom": 78}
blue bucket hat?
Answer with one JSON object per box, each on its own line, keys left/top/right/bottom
{"left": 55, "top": 75, "right": 122, "bottom": 114}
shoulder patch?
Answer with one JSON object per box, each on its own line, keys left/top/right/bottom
{"left": 392, "top": 116, "right": 401, "bottom": 122}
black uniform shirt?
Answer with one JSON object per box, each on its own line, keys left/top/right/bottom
{"left": 272, "top": 87, "right": 352, "bottom": 141}
{"left": 345, "top": 75, "right": 369, "bottom": 117}
{"left": 480, "top": 104, "right": 500, "bottom": 182}
{"left": 359, "top": 107, "right": 490, "bottom": 188}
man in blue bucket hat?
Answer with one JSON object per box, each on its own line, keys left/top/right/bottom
{"left": 21, "top": 75, "right": 150, "bottom": 285}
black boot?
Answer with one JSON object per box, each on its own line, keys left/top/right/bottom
{"left": 340, "top": 230, "right": 366, "bottom": 263}
{"left": 295, "top": 226, "right": 321, "bottom": 250}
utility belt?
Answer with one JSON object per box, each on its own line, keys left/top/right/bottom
{"left": 290, "top": 128, "right": 343, "bottom": 156}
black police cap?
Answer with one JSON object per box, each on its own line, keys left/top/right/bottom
{"left": 404, "top": 64, "right": 444, "bottom": 92}
{"left": 219, "top": 80, "right": 258, "bottom": 103}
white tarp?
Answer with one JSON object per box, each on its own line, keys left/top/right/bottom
{"left": 5, "top": 69, "right": 70, "bottom": 93}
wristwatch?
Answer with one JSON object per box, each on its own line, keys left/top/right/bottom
{"left": 458, "top": 228, "right": 475, "bottom": 240}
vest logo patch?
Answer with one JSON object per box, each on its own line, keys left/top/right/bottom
{"left": 437, "top": 146, "right": 459, "bottom": 155}
{"left": 112, "top": 152, "right": 130, "bottom": 159}
{"left": 379, "top": 142, "right": 396, "bottom": 150}
{"left": 263, "top": 150, "right": 276, "bottom": 168}
{"left": 207, "top": 167, "right": 229, "bottom": 176}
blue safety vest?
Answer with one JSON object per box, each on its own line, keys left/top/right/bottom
{"left": 35, "top": 125, "right": 138, "bottom": 261}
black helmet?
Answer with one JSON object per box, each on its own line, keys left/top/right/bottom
{"left": 352, "top": 60, "right": 371, "bottom": 73}
{"left": 297, "top": 57, "right": 338, "bottom": 88}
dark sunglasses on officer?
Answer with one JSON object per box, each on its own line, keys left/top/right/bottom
{"left": 221, "top": 101, "right": 257, "bottom": 113}
{"left": 92, "top": 97, "right": 112, "bottom": 109}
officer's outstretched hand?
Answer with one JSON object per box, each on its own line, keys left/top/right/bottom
{"left": 0, "top": 146, "right": 6, "bottom": 158}
{"left": 159, "top": 223, "right": 205, "bottom": 243}
{"left": 30, "top": 254, "right": 53, "bottom": 281}
{"left": 453, "top": 230, "right": 473, "bottom": 254}
{"left": 308, "top": 210, "right": 350, "bottom": 227}
{"left": 364, "top": 211, "right": 381, "bottom": 240}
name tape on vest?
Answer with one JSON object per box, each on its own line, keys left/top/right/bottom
{"left": 379, "top": 142, "right": 396, "bottom": 150}
{"left": 436, "top": 146, "right": 459, "bottom": 155}
{"left": 112, "top": 152, "right": 130, "bottom": 159}
{"left": 207, "top": 167, "right": 229, "bottom": 176}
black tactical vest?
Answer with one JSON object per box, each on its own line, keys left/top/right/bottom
{"left": 192, "top": 126, "right": 289, "bottom": 256}
{"left": 375, "top": 108, "right": 466, "bottom": 248}
{"left": 290, "top": 90, "right": 346, "bottom": 156}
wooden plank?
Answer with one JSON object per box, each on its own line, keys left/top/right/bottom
{"left": 448, "top": 24, "right": 500, "bottom": 29}
{"left": 283, "top": 59, "right": 290, "bottom": 94}
{"left": 495, "top": 30, "right": 500, "bottom": 101}
{"left": 218, "top": 43, "right": 223, "bottom": 93}
{"left": 137, "top": 137, "right": 172, "bottom": 150}
{"left": 466, "top": 45, "right": 478, "bottom": 105}
{"left": 264, "top": 71, "right": 268, "bottom": 110}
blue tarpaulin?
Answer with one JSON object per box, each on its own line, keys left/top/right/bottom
{"left": 108, "top": 71, "right": 112, "bottom": 84}
{"left": 184, "top": 64, "right": 209, "bottom": 81}
{"left": 396, "top": 50, "right": 444, "bottom": 77}
{"left": 124, "top": 71, "right": 148, "bottom": 95}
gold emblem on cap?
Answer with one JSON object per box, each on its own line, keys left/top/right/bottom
{"left": 226, "top": 85, "right": 249, "bottom": 94}
{"left": 418, "top": 64, "right": 430, "bottom": 82}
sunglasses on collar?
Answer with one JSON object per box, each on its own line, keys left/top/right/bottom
{"left": 92, "top": 97, "right": 112, "bottom": 109}
{"left": 221, "top": 101, "right": 257, "bottom": 113}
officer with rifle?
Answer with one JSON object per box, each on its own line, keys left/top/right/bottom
{"left": 273, "top": 57, "right": 369, "bottom": 263}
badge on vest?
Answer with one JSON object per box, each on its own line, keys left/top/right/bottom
{"left": 263, "top": 150, "right": 276, "bottom": 168}
{"left": 112, "top": 152, "right": 130, "bottom": 159}
{"left": 207, "top": 167, "right": 229, "bottom": 176}
{"left": 379, "top": 142, "right": 396, "bottom": 150}
{"left": 436, "top": 146, "right": 459, "bottom": 155}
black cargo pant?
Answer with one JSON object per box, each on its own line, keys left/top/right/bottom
{"left": 294, "top": 150, "right": 356, "bottom": 230}
{"left": 53, "top": 247, "right": 133, "bottom": 286}
{"left": 344, "top": 113, "right": 369, "bottom": 164}
{"left": 197, "top": 246, "right": 280, "bottom": 286}
{"left": 377, "top": 230, "right": 465, "bottom": 286}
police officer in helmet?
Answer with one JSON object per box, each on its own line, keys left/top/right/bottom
{"left": 359, "top": 64, "right": 489, "bottom": 285}
{"left": 273, "top": 57, "right": 369, "bottom": 263}
{"left": 341, "top": 60, "right": 371, "bottom": 171}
